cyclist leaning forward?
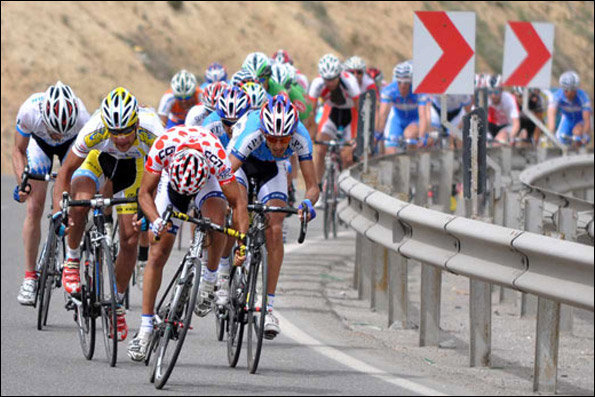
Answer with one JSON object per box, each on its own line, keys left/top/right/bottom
{"left": 228, "top": 94, "right": 319, "bottom": 338}
{"left": 52, "top": 87, "right": 165, "bottom": 341}
{"left": 127, "top": 125, "right": 249, "bottom": 361}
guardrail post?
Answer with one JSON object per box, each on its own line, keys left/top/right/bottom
{"left": 415, "top": 153, "right": 431, "bottom": 207}
{"left": 354, "top": 233, "right": 363, "bottom": 291}
{"left": 521, "top": 196, "right": 543, "bottom": 317}
{"left": 419, "top": 262, "right": 442, "bottom": 347}
{"left": 533, "top": 298, "right": 560, "bottom": 393}
{"left": 388, "top": 250, "right": 409, "bottom": 329}
{"left": 555, "top": 207, "right": 577, "bottom": 333}
{"left": 394, "top": 156, "right": 411, "bottom": 198}
{"left": 437, "top": 150, "right": 454, "bottom": 213}
{"left": 360, "top": 236, "right": 373, "bottom": 303}
{"left": 501, "top": 190, "right": 522, "bottom": 304}
{"left": 470, "top": 276, "right": 491, "bottom": 367}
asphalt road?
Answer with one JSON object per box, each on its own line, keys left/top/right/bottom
{"left": 1, "top": 176, "right": 468, "bottom": 395}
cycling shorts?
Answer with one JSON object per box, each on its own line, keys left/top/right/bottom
{"left": 153, "top": 171, "right": 226, "bottom": 235}
{"left": 383, "top": 108, "right": 419, "bottom": 148}
{"left": 26, "top": 135, "right": 75, "bottom": 175}
{"left": 555, "top": 115, "right": 584, "bottom": 144}
{"left": 235, "top": 156, "right": 288, "bottom": 204}
{"left": 318, "top": 104, "right": 358, "bottom": 141}
{"left": 71, "top": 150, "right": 143, "bottom": 215}
{"left": 488, "top": 122, "right": 511, "bottom": 139}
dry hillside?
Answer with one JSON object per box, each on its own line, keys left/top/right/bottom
{"left": 2, "top": 1, "right": 593, "bottom": 174}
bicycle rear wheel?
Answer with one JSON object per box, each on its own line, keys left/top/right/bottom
{"left": 246, "top": 248, "right": 268, "bottom": 374}
{"left": 227, "top": 266, "right": 245, "bottom": 367}
{"left": 153, "top": 259, "right": 201, "bottom": 389}
{"left": 98, "top": 239, "right": 118, "bottom": 367}
{"left": 215, "top": 305, "right": 227, "bottom": 341}
{"left": 323, "top": 168, "right": 333, "bottom": 240}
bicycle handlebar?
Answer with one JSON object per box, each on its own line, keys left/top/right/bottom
{"left": 65, "top": 196, "right": 137, "bottom": 209}
{"left": 314, "top": 140, "right": 355, "bottom": 148}
{"left": 247, "top": 203, "right": 308, "bottom": 244}
{"left": 19, "top": 165, "right": 58, "bottom": 193}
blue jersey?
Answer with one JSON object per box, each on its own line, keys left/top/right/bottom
{"left": 381, "top": 82, "right": 427, "bottom": 122}
{"left": 201, "top": 111, "right": 230, "bottom": 148}
{"left": 231, "top": 111, "right": 313, "bottom": 162}
{"left": 551, "top": 88, "right": 592, "bottom": 123}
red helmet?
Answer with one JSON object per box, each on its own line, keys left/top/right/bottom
{"left": 168, "top": 148, "right": 209, "bottom": 195}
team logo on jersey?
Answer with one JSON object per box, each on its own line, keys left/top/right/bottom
{"left": 204, "top": 149, "right": 224, "bottom": 169}
{"left": 293, "top": 100, "right": 306, "bottom": 113}
{"left": 158, "top": 146, "right": 176, "bottom": 161}
{"left": 138, "top": 128, "right": 156, "bottom": 147}
{"left": 84, "top": 129, "right": 109, "bottom": 148}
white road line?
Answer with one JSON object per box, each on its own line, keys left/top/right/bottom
{"left": 279, "top": 231, "right": 448, "bottom": 396}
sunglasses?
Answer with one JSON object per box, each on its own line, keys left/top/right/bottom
{"left": 221, "top": 118, "right": 237, "bottom": 127}
{"left": 264, "top": 135, "right": 292, "bottom": 145}
{"left": 323, "top": 76, "right": 340, "bottom": 82}
{"left": 349, "top": 70, "right": 364, "bottom": 75}
{"left": 489, "top": 89, "right": 502, "bottom": 95}
{"left": 174, "top": 94, "right": 194, "bottom": 101}
{"left": 109, "top": 124, "right": 136, "bottom": 137}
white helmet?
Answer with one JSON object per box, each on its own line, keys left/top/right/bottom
{"left": 559, "top": 71, "right": 580, "bottom": 91}
{"left": 171, "top": 69, "right": 197, "bottom": 99}
{"left": 101, "top": 87, "right": 138, "bottom": 130}
{"left": 393, "top": 61, "right": 413, "bottom": 83}
{"left": 344, "top": 56, "right": 366, "bottom": 72}
{"left": 241, "top": 82, "right": 269, "bottom": 109}
{"left": 270, "top": 63, "right": 291, "bottom": 88}
{"left": 318, "top": 54, "right": 342, "bottom": 80}
{"left": 242, "top": 52, "right": 272, "bottom": 79}
{"left": 41, "top": 81, "right": 79, "bottom": 135}
{"left": 168, "top": 148, "right": 209, "bottom": 195}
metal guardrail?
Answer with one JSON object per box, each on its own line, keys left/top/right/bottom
{"left": 337, "top": 148, "right": 594, "bottom": 394}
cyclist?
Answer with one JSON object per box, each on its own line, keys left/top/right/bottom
{"left": 229, "top": 94, "right": 319, "bottom": 338}
{"left": 13, "top": 81, "right": 90, "bottom": 305}
{"left": 185, "top": 81, "right": 230, "bottom": 128}
{"left": 309, "top": 53, "right": 360, "bottom": 193}
{"left": 376, "top": 61, "right": 428, "bottom": 154}
{"left": 511, "top": 86, "right": 546, "bottom": 146}
{"left": 200, "top": 62, "right": 228, "bottom": 89}
{"left": 486, "top": 74, "right": 520, "bottom": 144}
{"left": 200, "top": 87, "right": 252, "bottom": 306}
{"left": 547, "top": 70, "right": 592, "bottom": 147}
{"left": 271, "top": 48, "right": 309, "bottom": 91}
{"left": 241, "top": 81, "right": 270, "bottom": 111}
{"left": 230, "top": 68, "right": 259, "bottom": 88}
{"left": 127, "top": 125, "right": 249, "bottom": 361}
{"left": 367, "top": 66, "right": 386, "bottom": 93}
{"left": 52, "top": 87, "right": 165, "bottom": 341}
{"left": 157, "top": 69, "right": 201, "bottom": 128}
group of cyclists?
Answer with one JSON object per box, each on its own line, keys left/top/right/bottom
{"left": 12, "top": 46, "right": 592, "bottom": 370}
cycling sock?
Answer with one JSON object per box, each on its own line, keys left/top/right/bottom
{"left": 25, "top": 271, "right": 38, "bottom": 280}
{"left": 204, "top": 267, "right": 217, "bottom": 284}
{"left": 267, "top": 294, "right": 275, "bottom": 312}
{"left": 138, "top": 246, "right": 149, "bottom": 262}
{"left": 218, "top": 256, "right": 231, "bottom": 273}
{"left": 117, "top": 291, "right": 126, "bottom": 304}
{"left": 66, "top": 246, "right": 80, "bottom": 261}
{"left": 140, "top": 314, "right": 154, "bottom": 334}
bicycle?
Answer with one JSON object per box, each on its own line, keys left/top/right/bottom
{"left": 18, "top": 166, "right": 64, "bottom": 331}
{"left": 62, "top": 193, "right": 138, "bottom": 367}
{"left": 315, "top": 139, "right": 352, "bottom": 239}
{"left": 145, "top": 205, "right": 244, "bottom": 389}
{"left": 226, "top": 178, "right": 307, "bottom": 374}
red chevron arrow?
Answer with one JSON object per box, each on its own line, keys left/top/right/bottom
{"left": 504, "top": 22, "right": 551, "bottom": 86}
{"left": 415, "top": 11, "right": 474, "bottom": 94}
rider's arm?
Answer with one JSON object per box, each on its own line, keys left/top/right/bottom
{"left": 376, "top": 102, "right": 391, "bottom": 132}
{"left": 220, "top": 180, "right": 249, "bottom": 235}
{"left": 418, "top": 104, "right": 427, "bottom": 139}
{"left": 547, "top": 104, "right": 557, "bottom": 133}
{"left": 138, "top": 171, "right": 162, "bottom": 224}
{"left": 510, "top": 117, "right": 521, "bottom": 141}
{"left": 52, "top": 149, "right": 86, "bottom": 213}
{"left": 12, "top": 132, "right": 29, "bottom": 184}
{"left": 299, "top": 159, "right": 320, "bottom": 207}
{"left": 229, "top": 153, "right": 244, "bottom": 174}
{"left": 581, "top": 109, "right": 591, "bottom": 136}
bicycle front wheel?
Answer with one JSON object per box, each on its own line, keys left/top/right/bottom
{"left": 36, "top": 240, "right": 50, "bottom": 330}
{"left": 226, "top": 266, "right": 245, "bottom": 367}
{"left": 246, "top": 248, "right": 268, "bottom": 374}
{"left": 153, "top": 259, "right": 201, "bottom": 389}
{"left": 98, "top": 239, "right": 118, "bottom": 367}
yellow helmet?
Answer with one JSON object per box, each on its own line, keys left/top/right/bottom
{"left": 101, "top": 87, "right": 138, "bottom": 130}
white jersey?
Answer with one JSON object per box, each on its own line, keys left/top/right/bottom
{"left": 72, "top": 107, "right": 165, "bottom": 159}
{"left": 309, "top": 71, "right": 360, "bottom": 109}
{"left": 488, "top": 91, "right": 519, "bottom": 126}
{"left": 359, "top": 73, "right": 377, "bottom": 94}
{"left": 185, "top": 104, "right": 212, "bottom": 127}
{"left": 16, "top": 92, "right": 90, "bottom": 146}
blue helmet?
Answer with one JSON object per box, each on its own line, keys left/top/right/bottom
{"left": 216, "top": 86, "right": 250, "bottom": 122}
{"left": 205, "top": 62, "right": 228, "bottom": 83}
{"left": 260, "top": 94, "right": 298, "bottom": 137}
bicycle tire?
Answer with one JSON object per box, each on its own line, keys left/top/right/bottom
{"left": 246, "top": 247, "right": 268, "bottom": 374}
{"left": 77, "top": 234, "right": 96, "bottom": 360}
{"left": 215, "top": 306, "right": 227, "bottom": 341}
{"left": 323, "top": 168, "right": 333, "bottom": 240}
{"left": 331, "top": 163, "right": 339, "bottom": 239}
{"left": 153, "top": 258, "right": 201, "bottom": 389}
{"left": 226, "top": 266, "right": 245, "bottom": 367}
{"left": 36, "top": 240, "right": 51, "bottom": 330}
{"left": 98, "top": 239, "right": 118, "bottom": 367}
